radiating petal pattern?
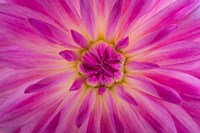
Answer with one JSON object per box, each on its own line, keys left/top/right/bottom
{"left": 0, "top": 0, "right": 200, "bottom": 132}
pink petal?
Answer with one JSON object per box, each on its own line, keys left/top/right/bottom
{"left": 43, "top": 92, "right": 82, "bottom": 133}
{"left": 136, "top": 41, "right": 200, "bottom": 66}
{"left": 56, "top": 0, "right": 81, "bottom": 25}
{"left": 127, "top": 24, "right": 177, "bottom": 53}
{"left": 59, "top": 50, "right": 78, "bottom": 61}
{"left": 116, "top": 37, "right": 129, "bottom": 49}
{"left": 29, "top": 18, "right": 73, "bottom": 47}
{"left": 126, "top": 61, "right": 159, "bottom": 71}
{"left": 0, "top": 46, "right": 61, "bottom": 69}
{"left": 126, "top": 75, "right": 182, "bottom": 104}
{"left": 86, "top": 76, "right": 98, "bottom": 86}
{"left": 115, "top": 85, "right": 137, "bottom": 106}
{"left": 144, "top": 69, "right": 200, "bottom": 97}
{"left": 114, "top": 71, "right": 123, "bottom": 82}
{"left": 80, "top": 0, "right": 97, "bottom": 39}
{"left": 113, "top": 113, "right": 124, "bottom": 133}
{"left": 40, "top": 112, "right": 61, "bottom": 133}
{"left": 7, "top": 0, "right": 47, "bottom": 15}
{"left": 71, "top": 30, "right": 89, "bottom": 48}
{"left": 0, "top": 88, "right": 64, "bottom": 127}
{"left": 117, "top": 0, "right": 156, "bottom": 38}
{"left": 76, "top": 91, "right": 94, "bottom": 128}
{"left": 24, "top": 72, "right": 72, "bottom": 93}
{"left": 69, "top": 78, "right": 84, "bottom": 91}
{"left": 150, "top": 24, "right": 177, "bottom": 43}
{"left": 118, "top": 103, "right": 154, "bottom": 132}
{"left": 106, "top": 0, "right": 123, "bottom": 40}
{"left": 133, "top": 91, "right": 177, "bottom": 133}
{"left": 101, "top": 92, "right": 124, "bottom": 133}
{"left": 86, "top": 102, "right": 101, "bottom": 133}
{"left": 101, "top": 112, "right": 115, "bottom": 133}
{"left": 134, "top": 0, "right": 200, "bottom": 38}
{"left": 98, "top": 87, "right": 107, "bottom": 95}
{"left": 164, "top": 103, "right": 200, "bottom": 133}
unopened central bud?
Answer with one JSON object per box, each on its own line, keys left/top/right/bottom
{"left": 79, "top": 42, "right": 124, "bottom": 87}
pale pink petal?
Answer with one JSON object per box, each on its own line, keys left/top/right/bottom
{"left": 0, "top": 88, "right": 64, "bottom": 127}
{"left": 86, "top": 98, "right": 101, "bottom": 133}
{"left": 75, "top": 91, "right": 94, "bottom": 128}
{"left": 164, "top": 103, "right": 200, "bottom": 133}
{"left": 126, "top": 61, "right": 159, "bottom": 71}
{"left": 115, "top": 85, "right": 137, "bottom": 106}
{"left": 102, "top": 92, "right": 124, "bottom": 133}
{"left": 125, "top": 75, "right": 182, "bottom": 104}
{"left": 133, "top": 41, "right": 200, "bottom": 66}
{"left": 117, "top": 0, "right": 157, "bottom": 38}
{"left": 29, "top": 18, "right": 74, "bottom": 48}
{"left": 118, "top": 103, "right": 155, "bottom": 132}
{"left": 133, "top": 0, "right": 200, "bottom": 38}
{"left": 39, "top": 92, "right": 81, "bottom": 132}
{"left": 106, "top": 0, "right": 123, "bottom": 40}
{"left": 133, "top": 91, "right": 177, "bottom": 133}
{"left": 126, "top": 24, "right": 177, "bottom": 53}
{"left": 144, "top": 69, "right": 200, "bottom": 97}
{"left": 24, "top": 72, "right": 74, "bottom": 93}
{"left": 0, "top": 46, "right": 61, "bottom": 69}
{"left": 80, "top": 0, "right": 97, "bottom": 39}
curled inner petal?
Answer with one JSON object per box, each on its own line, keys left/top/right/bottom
{"left": 79, "top": 42, "right": 124, "bottom": 88}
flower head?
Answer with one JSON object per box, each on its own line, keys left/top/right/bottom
{"left": 1, "top": 0, "right": 200, "bottom": 132}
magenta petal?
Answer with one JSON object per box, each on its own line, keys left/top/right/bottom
{"left": 127, "top": 61, "right": 159, "bottom": 71}
{"left": 116, "top": 37, "right": 129, "bottom": 49}
{"left": 151, "top": 24, "right": 177, "bottom": 43}
{"left": 0, "top": 46, "right": 59, "bottom": 69}
{"left": 113, "top": 114, "right": 124, "bottom": 133}
{"left": 71, "top": 30, "right": 88, "bottom": 48}
{"left": 80, "top": 0, "right": 97, "bottom": 39}
{"left": 144, "top": 69, "right": 200, "bottom": 97}
{"left": 106, "top": 0, "right": 123, "bottom": 40}
{"left": 28, "top": 18, "right": 69, "bottom": 46}
{"left": 59, "top": 0, "right": 81, "bottom": 25}
{"left": 127, "top": 76, "right": 182, "bottom": 104}
{"left": 98, "top": 87, "right": 107, "bottom": 95}
{"left": 59, "top": 50, "right": 78, "bottom": 62}
{"left": 24, "top": 73, "right": 70, "bottom": 93}
{"left": 24, "top": 84, "right": 48, "bottom": 93}
{"left": 76, "top": 94, "right": 91, "bottom": 128}
{"left": 69, "top": 78, "right": 84, "bottom": 91}
{"left": 115, "top": 85, "right": 137, "bottom": 106}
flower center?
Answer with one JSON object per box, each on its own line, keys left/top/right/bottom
{"left": 79, "top": 42, "right": 124, "bottom": 87}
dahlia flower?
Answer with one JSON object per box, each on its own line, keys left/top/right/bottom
{"left": 0, "top": 0, "right": 200, "bottom": 132}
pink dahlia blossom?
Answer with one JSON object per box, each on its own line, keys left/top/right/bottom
{"left": 0, "top": 0, "right": 200, "bottom": 132}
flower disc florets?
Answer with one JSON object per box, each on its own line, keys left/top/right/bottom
{"left": 79, "top": 42, "right": 124, "bottom": 88}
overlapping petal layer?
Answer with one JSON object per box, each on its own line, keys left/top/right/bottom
{"left": 0, "top": 0, "right": 200, "bottom": 133}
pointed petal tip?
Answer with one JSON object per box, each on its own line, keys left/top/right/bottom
{"left": 28, "top": 18, "right": 53, "bottom": 37}
{"left": 75, "top": 94, "right": 90, "bottom": 128}
{"left": 160, "top": 89, "right": 183, "bottom": 104}
{"left": 71, "top": 29, "right": 88, "bottom": 48}
{"left": 98, "top": 87, "right": 107, "bottom": 95}
{"left": 115, "top": 85, "right": 138, "bottom": 106}
{"left": 69, "top": 78, "right": 84, "bottom": 91}
{"left": 116, "top": 37, "right": 129, "bottom": 49}
{"left": 59, "top": 50, "right": 77, "bottom": 62}
{"left": 24, "top": 84, "right": 47, "bottom": 94}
